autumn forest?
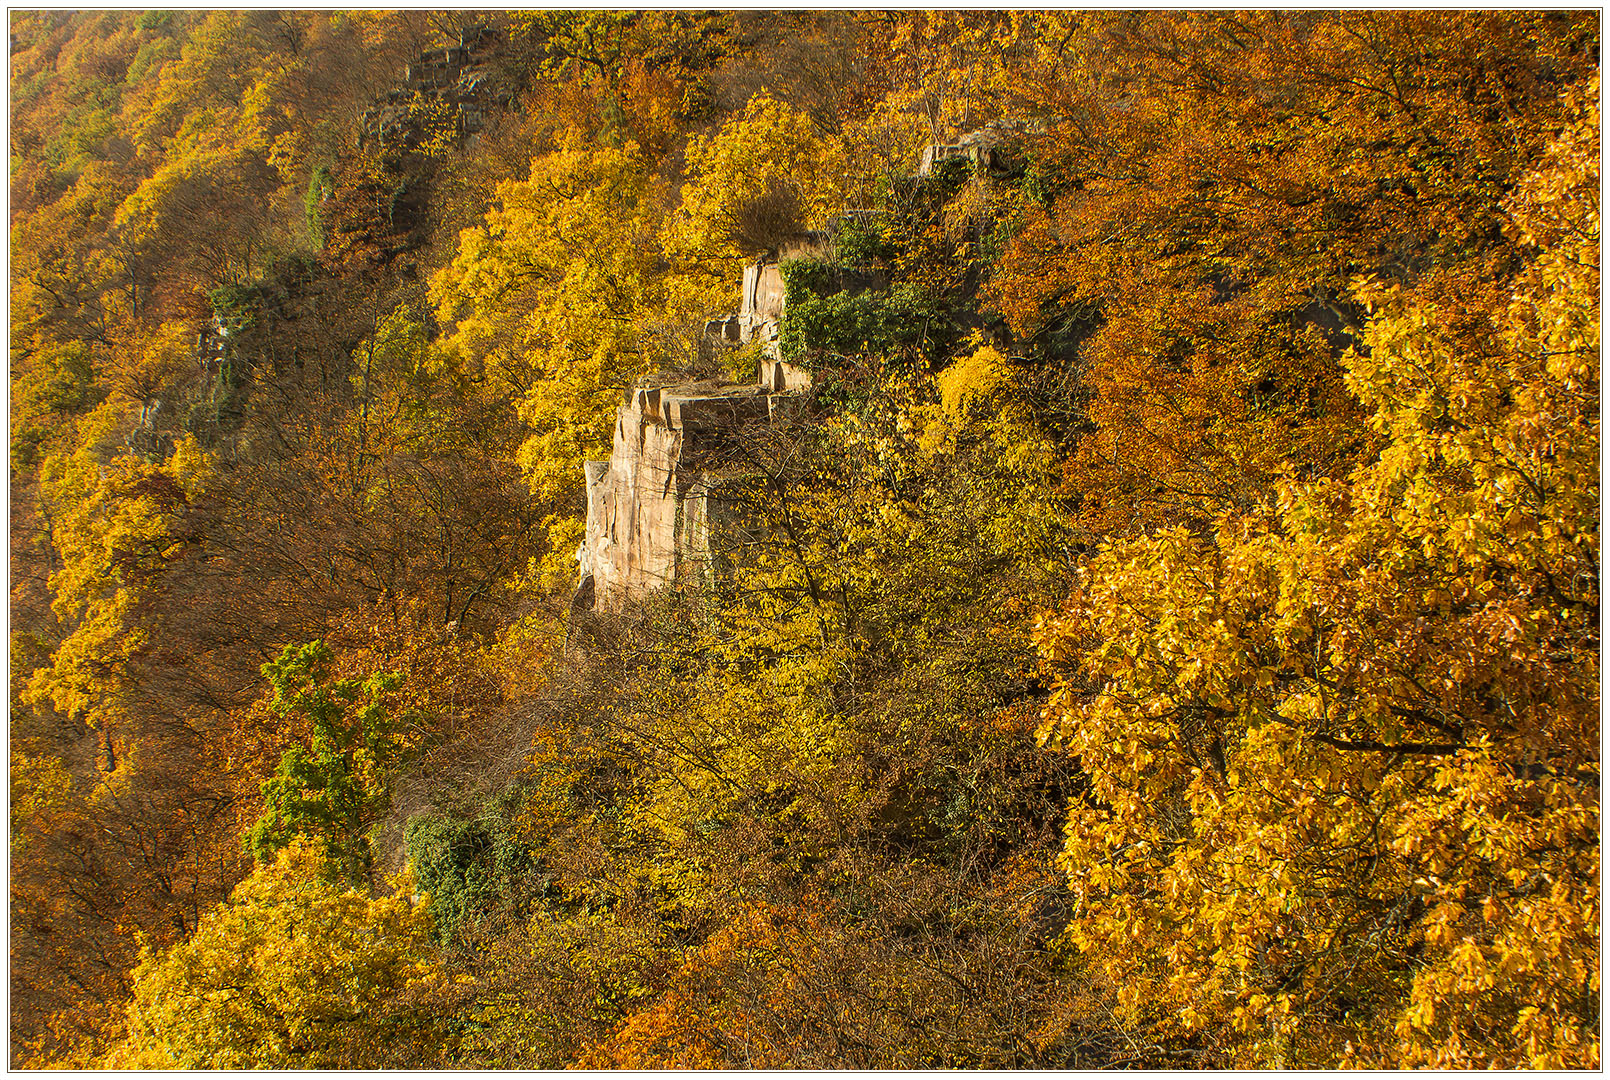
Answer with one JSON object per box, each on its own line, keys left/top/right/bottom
{"left": 8, "top": 10, "right": 1600, "bottom": 1069}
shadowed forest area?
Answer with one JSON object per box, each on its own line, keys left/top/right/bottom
{"left": 8, "top": 10, "right": 1599, "bottom": 1068}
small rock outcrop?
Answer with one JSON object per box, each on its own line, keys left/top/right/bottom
{"left": 580, "top": 178, "right": 974, "bottom": 610}
{"left": 359, "top": 25, "right": 511, "bottom": 151}
{"left": 576, "top": 360, "right": 810, "bottom": 611}
{"left": 704, "top": 232, "right": 828, "bottom": 359}
{"left": 917, "top": 120, "right": 1047, "bottom": 178}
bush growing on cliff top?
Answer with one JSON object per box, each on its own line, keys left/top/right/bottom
{"left": 779, "top": 259, "right": 942, "bottom": 364}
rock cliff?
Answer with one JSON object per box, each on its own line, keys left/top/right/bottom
{"left": 703, "top": 232, "right": 829, "bottom": 355}
{"left": 577, "top": 360, "right": 810, "bottom": 611}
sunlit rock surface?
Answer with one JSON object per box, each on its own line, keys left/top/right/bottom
{"left": 578, "top": 360, "right": 809, "bottom": 610}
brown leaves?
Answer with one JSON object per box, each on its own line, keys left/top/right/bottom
{"left": 989, "top": 11, "right": 1596, "bottom": 533}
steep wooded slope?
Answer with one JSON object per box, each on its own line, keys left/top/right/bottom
{"left": 10, "top": 11, "right": 1598, "bottom": 1069}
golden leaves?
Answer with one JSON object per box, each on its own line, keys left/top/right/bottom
{"left": 104, "top": 840, "right": 441, "bottom": 1069}
{"left": 1032, "top": 78, "right": 1599, "bottom": 1064}
{"left": 432, "top": 132, "right": 669, "bottom": 503}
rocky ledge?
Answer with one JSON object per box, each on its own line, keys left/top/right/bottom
{"left": 576, "top": 359, "right": 811, "bottom": 611}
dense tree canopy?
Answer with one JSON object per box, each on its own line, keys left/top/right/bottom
{"left": 10, "top": 11, "right": 1597, "bottom": 1069}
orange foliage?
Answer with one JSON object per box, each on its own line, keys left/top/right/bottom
{"left": 989, "top": 11, "right": 1596, "bottom": 534}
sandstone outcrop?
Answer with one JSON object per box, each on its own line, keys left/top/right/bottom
{"left": 576, "top": 359, "right": 810, "bottom": 611}
{"left": 703, "top": 232, "right": 829, "bottom": 357}
{"left": 917, "top": 120, "right": 1048, "bottom": 178}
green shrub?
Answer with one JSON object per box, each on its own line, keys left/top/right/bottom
{"left": 207, "top": 283, "right": 262, "bottom": 337}
{"left": 405, "top": 811, "right": 533, "bottom": 947}
{"left": 832, "top": 215, "right": 896, "bottom": 267}
{"left": 304, "top": 165, "right": 334, "bottom": 248}
{"left": 780, "top": 258, "right": 941, "bottom": 363}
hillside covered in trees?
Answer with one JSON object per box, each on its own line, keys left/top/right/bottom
{"left": 8, "top": 11, "right": 1599, "bottom": 1068}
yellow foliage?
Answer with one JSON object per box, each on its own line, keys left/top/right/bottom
{"left": 432, "top": 129, "right": 670, "bottom": 503}
{"left": 9, "top": 750, "right": 75, "bottom": 859}
{"left": 673, "top": 92, "right": 849, "bottom": 254}
{"left": 27, "top": 401, "right": 209, "bottom": 733}
{"left": 662, "top": 93, "right": 850, "bottom": 323}
{"left": 878, "top": 12, "right": 1036, "bottom": 139}
{"left": 1034, "top": 84, "right": 1599, "bottom": 1068}
{"left": 104, "top": 839, "right": 441, "bottom": 1069}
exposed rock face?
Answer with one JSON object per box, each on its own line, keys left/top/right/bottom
{"left": 359, "top": 25, "right": 510, "bottom": 150}
{"left": 704, "top": 231, "right": 829, "bottom": 357}
{"left": 579, "top": 228, "right": 842, "bottom": 612}
{"left": 918, "top": 133, "right": 1003, "bottom": 176}
{"left": 577, "top": 360, "right": 809, "bottom": 610}
{"left": 917, "top": 120, "right": 1048, "bottom": 178}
